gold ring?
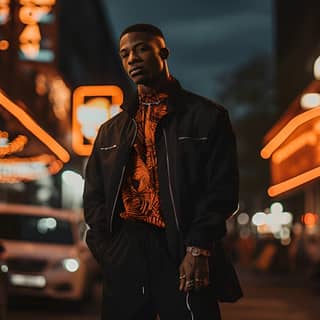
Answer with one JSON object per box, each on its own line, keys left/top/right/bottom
{"left": 186, "top": 280, "right": 194, "bottom": 286}
{"left": 179, "top": 274, "right": 186, "bottom": 280}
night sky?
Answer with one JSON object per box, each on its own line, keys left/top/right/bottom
{"left": 103, "top": 0, "right": 273, "bottom": 101}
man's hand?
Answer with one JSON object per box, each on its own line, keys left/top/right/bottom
{"left": 179, "top": 252, "right": 210, "bottom": 292}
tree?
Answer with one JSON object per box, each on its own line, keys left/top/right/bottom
{"left": 216, "top": 55, "right": 278, "bottom": 212}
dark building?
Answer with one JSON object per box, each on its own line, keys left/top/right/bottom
{"left": 275, "top": 0, "right": 320, "bottom": 109}
{"left": 262, "top": 0, "right": 320, "bottom": 219}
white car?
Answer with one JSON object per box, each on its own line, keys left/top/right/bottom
{"left": 0, "top": 241, "right": 8, "bottom": 320}
{"left": 0, "top": 204, "right": 100, "bottom": 301}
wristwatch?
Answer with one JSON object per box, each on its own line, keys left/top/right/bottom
{"left": 186, "top": 246, "right": 211, "bottom": 257}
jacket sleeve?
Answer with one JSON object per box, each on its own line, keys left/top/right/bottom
{"left": 83, "top": 128, "right": 110, "bottom": 266}
{"left": 185, "top": 109, "right": 239, "bottom": 249}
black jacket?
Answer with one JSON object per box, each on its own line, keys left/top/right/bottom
{"left": 83, "top": 81, "right": 242, "bottom": 301}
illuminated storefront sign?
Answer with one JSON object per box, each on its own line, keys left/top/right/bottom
{"left": 0, "top": 90, "right": 69, "bottom": 182}
{"left": 0, "top": 154, "right": 62, "bottom": 183}
{"left": 1, "top": 0, "right": 57, "bottom": 58}
{"left": 0, "top": 90, "right": 70, "bottom": 162}
{"left": 0, "top": 0, "right": 10, "bottom": 55}
{"left": 0, "top": 131, "right": 60, "bottom": 183}
{"left": 0, "top": 130, "right": 28, "bottom": 156}
{"left": 261, "top": 107, "right": 320, "bottom": 197}
{"left": 72, "top": 85, "right": 123, "bottom": 156}
{"left": 17, "top": 0, "right": 56, "bottom": 62}
{"left": 0, "top": 0, "right": 10, "bottom": 25}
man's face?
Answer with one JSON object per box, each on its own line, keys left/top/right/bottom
{"left": 119, "top": 32, "right": 166, "bottom": 85}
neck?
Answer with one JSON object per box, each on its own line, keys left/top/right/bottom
{"left": 138, "top": 73, "right": 173, "bottom": 95}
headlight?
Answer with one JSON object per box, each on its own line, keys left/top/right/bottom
{"left": 62, "top": 258, "right": 80, "bottom": 272}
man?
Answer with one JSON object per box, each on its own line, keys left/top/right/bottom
{"left": 83, "top": 23, "right": 242, "bottom": 320}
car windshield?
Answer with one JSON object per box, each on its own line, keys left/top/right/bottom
{"left": 0, "top": 214, "right": 74, "bottom": 245}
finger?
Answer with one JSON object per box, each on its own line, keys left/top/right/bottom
{"left": 179, "top": 273, "right": 186, "bottom": 291}
{"left": 203, "top": 274, "right": 210, "bottom": 288}
{"left": 184, "top": 271, "right": 194, "bottom": 292}
{"left": 184, "top": 279, "right": 194, "bottom": 292}
{"left": 203, "top": 278, "right": 210, "bottom": 287}
{"left": 194, "top": 270, "right": 202, "bottom": 291}
{"left": 179, "top": 266, "right": 186, "bottom": 291}
{"left": 198, "top": 270, "right": 210, "bottom": 288}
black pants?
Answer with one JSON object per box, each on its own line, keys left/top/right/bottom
{"left": 101, "top": 220, "right": 221, "bottom": 320}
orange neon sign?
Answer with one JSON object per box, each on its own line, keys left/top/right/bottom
{"left": 72, "top": 85, "right": 123, "bottom": 156}
{"left": 0, "top": 90, "right": 70, "bottom": 163}
{"left": 268, "top": 167, "right": 320, "bottom": 197}
{"left": 271, "top": 131, "right": 317, "bottom": 164}
{"left": 261, "top": 107, "right": 320, "bottom": 159}
{"left": 261, "top": 107, "right": 320, "bottom": 197}
{"left": 0, "top": 131, "right": 28, "bottom": 157}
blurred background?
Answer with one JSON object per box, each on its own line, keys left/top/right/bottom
{"left": 1, "top": 0, "right": 320, "bottom": 319}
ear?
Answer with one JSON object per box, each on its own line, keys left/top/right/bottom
{"left": 159, "top": 47, "right": 169, "bottom": 59}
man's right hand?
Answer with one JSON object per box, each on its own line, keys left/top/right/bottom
{"left": 178, "top": 252, "right": 210, "bottom": 292}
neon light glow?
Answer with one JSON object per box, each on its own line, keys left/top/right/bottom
{"left": 271, "top": 131, "right": 317, "bottom": 164}
{"left": 0, "top": 40, "right": 9, "bottom": 50}
{"left": 72, "top": 85, "right": 123, "bottom": 156}
{"left": 261, "top": 107, "right": 320, "bottom": 159}
{"left": 0, "top": 154, "right": 62, "bottom": 183}
{"left": 18, "top": 0, "right": 56, "bottom": 61}
{"left": 0, "top": 1, "right": 10, "bottom": 25}
{"left": 19, "top": 5, "right": 51, "bottom": 24}
{"left": 0, "top": 131, "right": 28, "bottom": 157}
{"left": 268, "top": 167, "right": 320, "bottom": 197}
{"left": 20, "top": 0, "right": 56, "bottom": 5}
{"left": 301, "top": 212, "right": 318, "bottom": 227}
{"left": 0, "top": 91, "right": 70, "bottom": 163}
{"left": 19, "top": 23, "right": 41, "bottom": 59}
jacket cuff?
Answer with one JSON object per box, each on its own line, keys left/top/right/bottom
{"left": 185, "top": 221, "right": 227, "bottom": 250}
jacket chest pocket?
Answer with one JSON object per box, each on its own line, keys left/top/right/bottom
{"left": 177, "top": 136, "right": 208, "bottom": 142}
{"left": 177, "top": 136, "right": 209, "bottom": 165}
{"left": 98, "top": 144, "right": 119, "bottom": 169}
{"left": 177, "top": 136, "right": 209, "bottom": 155}
{"left": 177, "top": 136, "right": 209, "bottom": 185}
{"left": 99, "top": 144, "right": 118, "bottom": 151}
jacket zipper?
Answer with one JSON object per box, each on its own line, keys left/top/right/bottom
{"left": 109, "top": 119, "right": 137, "bottom": 233}
{"left": 163, "top": 128, "right": 180, "bottom": 232}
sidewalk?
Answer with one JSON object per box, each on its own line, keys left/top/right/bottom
{"left": 221, "top": 266, "right": 320, "bottom": 320}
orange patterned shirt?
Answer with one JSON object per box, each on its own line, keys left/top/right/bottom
{"left": 120, "top": 92, "right": 168, "bottom": 228}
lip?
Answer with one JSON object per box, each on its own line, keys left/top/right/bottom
{"left": 129, "top": 67, "right": 143, "bottom": 76}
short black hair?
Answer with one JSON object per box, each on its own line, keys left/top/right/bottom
{"left": 120, "top": 23, "right": 165, "bottom": 40}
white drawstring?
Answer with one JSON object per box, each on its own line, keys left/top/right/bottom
{"left": 186, "top": 292, "right": 195, "bottom": 320}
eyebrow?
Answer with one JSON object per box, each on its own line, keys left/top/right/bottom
{"left": 119, "top": 41, "right": 149, "bottom": 54}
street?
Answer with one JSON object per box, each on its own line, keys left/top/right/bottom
{"left": 6, "top": 267, "right": 320, "bottom": 320}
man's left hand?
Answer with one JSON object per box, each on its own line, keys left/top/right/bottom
{"left": 179, "top": 252, "right": 210, "bottom": 292}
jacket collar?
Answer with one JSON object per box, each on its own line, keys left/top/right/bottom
{"left": 121, "top": 78, "right": 187, "bottom": 118}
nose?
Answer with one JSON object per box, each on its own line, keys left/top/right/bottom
{"left": 128, "top": 50, "right": 140, "bottom": 65}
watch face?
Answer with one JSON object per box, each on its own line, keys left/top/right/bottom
{"left": 192, "top": 248, "right": 200, "bottom": 256}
